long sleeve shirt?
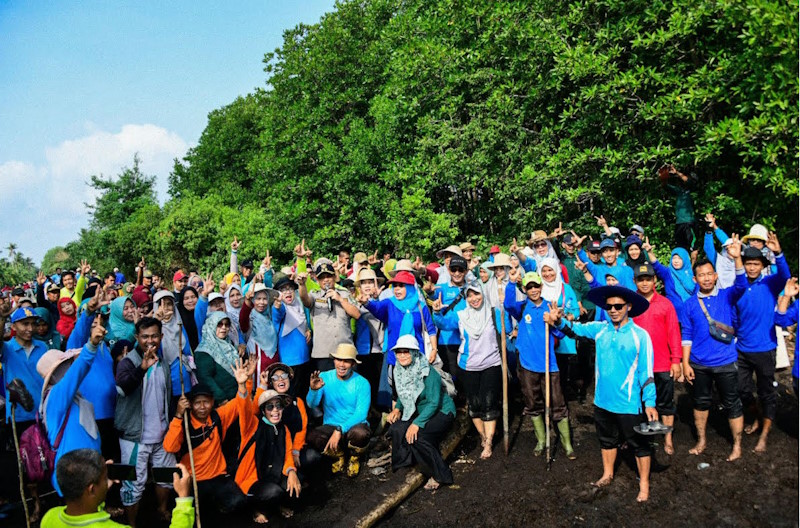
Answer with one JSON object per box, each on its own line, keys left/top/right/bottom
{"left": 365, "top": 298, "right": 435, "bottom": 365}
{"left": 735, "top": 253, "right": 790, "bottom": 353}
{"left": 560, "top": 319, "right": 656, "bottom": 414}
{"left": 306, "top": 370, "right": 370, "bottom": 433}
{"left": 395, "top": 368, "right": 456, "bottom": 428}
{"left": 432, "top": 282, "right": 467, "bottom": 346}
{"left": 633, "top": 291, "right": 682, "bottom": 373}
{"left": 680, "top": 271, "right": 748, "bottom": 367}
{"left": 64, "top": 312, "right": 117, "bottom": 419}
{"left": 1, "top": 338, "right": 48, "bottom": 422}
{"left": 651, "top": 260, "right": 692, "bottom": 323}
{"left": 578, "top": 250, "right": 635, "bottom": 290}
{"left": 272, "top": 303, "right": 311, "bottom": 366}
{"left": 504, "top": 283, "right": 563, "bottom": 373}
{"left": 45, "top": 342, "right": 100, "bottom": 494}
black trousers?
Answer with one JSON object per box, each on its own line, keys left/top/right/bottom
{"left": 737, "top": 350, "right": 777, "bottom": 420}
{"left": 196, "top": 474, "right": 247, "bottom": 514}
{"left": 439, "top": 344, "right": 464, "bottom": 396}
{"left": 389, "top": 411, "right": 454, "bottom": 484}
{"left": 459, "top": 365, "right": 502, "bottom": 421}
{"left": 290, "top": 361, "right": 312, "bottom": 400}
{"left": 307, "top": 423, "right": 371, "bottom": 451}
{"left": 690, "top": 361, "right": 743, "bottom": 419}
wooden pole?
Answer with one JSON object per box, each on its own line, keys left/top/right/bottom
{"left": 352, "top": 411, "right": 470, "bottom": 528}
{"left": 544, "top": 321, "right": 551, "bottom": 470}
{"left": 498, "top": 287, "right": 510, "bottom": 455}
{"left": 177, "top": 320, "right": 202, "bottom": 528}
{"left": 10, "top": 405, "right": 31, "bottom": 528}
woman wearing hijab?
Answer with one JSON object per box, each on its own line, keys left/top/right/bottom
{"left": 34, "top": 307, "right": 62, "bottom": 350}
{"left": 456, "top": 282, "right": 502, "bottom": 459}
{"left": 386, "top": 334, "right": 456, "bottom": 491}
{"left": 643, "top": 241, "right": 696, "bottom": 322}
{"left": 358, "top": 271, "right": 438, "bottom": 371}
{"left": 485, "top": 254, "right": 521, "bottom": 368}
{"left": 540, "top": 257, "right": 580, "bottom": 396}
{"left": 154, "top": 290, "right": 195, "bottom": 404}
{"left": 272, "top": 274, "right": 312, "bottom": 398}
{"left": 105, "top": 296, "right": 137, "bottom": 346}
{"left": 265, "top": 362, "right": 321, "bottom": 475}
{"left": 177, "top": 286, "right": 202, "bottom": 350}
{"left": 625, "top": 236, "right": 647, "bottom": 269}
{"left": 478, "top": 261, "right": 493, "bottom": 284}
{"left": 56, "top": 297, "right": 78, "bottom": 343}
{"left": 240, "top": 282, "right": 282, "bottom": 377}
{"left": 225, "top": 282, "right": 246, "bottom": 345}
{"left": 195, "top": 311, "right": 242, "bottom": 404}
{"left": 235, "top": 382, "right": 301, "bottom": 525}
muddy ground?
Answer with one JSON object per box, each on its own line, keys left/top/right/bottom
{"left": 3, "top": 364, "right": 798, "bottom": 528}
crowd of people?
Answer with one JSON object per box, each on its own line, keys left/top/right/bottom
{"left": 0, "top": 167, "right": 797, "bottom": 525}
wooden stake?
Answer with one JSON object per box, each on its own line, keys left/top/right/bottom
{"left": 499, "top": 288, "right": 510, "bottom": 456}
{"left": 545, "top": 321, "right": 551, "bottom": 470}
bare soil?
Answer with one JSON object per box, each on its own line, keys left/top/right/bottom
{"left": 3, "top": 367, "right": 797, "bottom": 528}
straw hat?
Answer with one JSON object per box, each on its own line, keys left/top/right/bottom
{"left": 486, "top": 253, "right": 512, "bottom": 268}
{"left": 741, "top": 224, "right": 769, "bottom": 244}
{"left": 436, "top": 245, "right": 463, "bottom": 259}
{"left": 459, "top": 242, "right": 476, "bottom": 252}
{"left": 330, "top": 343, "right": 361, "bottom": 364}
{"left": 353, "top": 252, "right": 369, "bottom": 265}
{"left": 354, "top": 268, "right": 384, "bottom": 287}
{"left": 257, "top": 389, "right": 292, "bottom": 409}
{"left": 394, "top": 259, "right": 415, "bottom": 273}
{"left": 527, "top": 230, "right": 548, "bottom": 244}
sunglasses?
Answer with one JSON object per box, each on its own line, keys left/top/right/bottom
{"left": 533, "top": 241, "right": 548, "bottom": 248}
{"left": 271, "top": 373, "right": 290, "bottom": 381}
{"left": 450, "top": 267, "right": 466, "bottom": 273}
{"left": 217, "top": 321, "right": 231, "bottom": 328}
{"left": 394, "top": 349, "right": 412, "bottom": 355}
{"left": 263, "top": 402, "right": 285, "bottom": 411}
{"left": 604, "top": 303, "right": 628, "bottom": 312}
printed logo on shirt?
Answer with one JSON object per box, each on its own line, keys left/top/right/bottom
{"left": 524, "top": 314, "right": 532, "bottom": 324}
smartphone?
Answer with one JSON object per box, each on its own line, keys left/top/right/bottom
{"left": 106, "top": 464, "right": 136, "bottom": 481}
{"left": 152, "top": 466, "right": 181, "bottom": 483}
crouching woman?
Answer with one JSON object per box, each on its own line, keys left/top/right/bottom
{"left": 387, "top": 334, "right": 456, "bottom": 491}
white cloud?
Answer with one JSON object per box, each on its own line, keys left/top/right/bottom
{"left": 0, "top": 124, "right": 189, "bottom": 266}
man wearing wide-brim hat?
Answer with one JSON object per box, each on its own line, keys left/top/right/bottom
{"left": 434, "top": 244, "right": 476, "bottom": 285}
{"left": 306, "top": 343, "right": 371, "bottom": 478}
{"left": 545, "top": 285, "right": 657, "bottom": 503}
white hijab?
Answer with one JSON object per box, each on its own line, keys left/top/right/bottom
{"left": 540, "top": 257, "right": 564, "bottom": 304}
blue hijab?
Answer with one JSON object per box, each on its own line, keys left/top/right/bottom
{"left": 389, "top": 284, "right": 419, "bottom": 336}
{"left": 107, "top": 296, "right": 136, "bottom": 344}
{"left": 670, "top": 248, "right": 695, "bottom": 301}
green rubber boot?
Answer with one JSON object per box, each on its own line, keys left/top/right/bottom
{"left": 557, "top": 419, "right": 576, "bottom": 460}
{"left": 532, "top": 415, "right": 546, "bottom": 456}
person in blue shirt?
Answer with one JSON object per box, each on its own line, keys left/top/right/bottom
{"left": 504, "top": 270, "right": 574, "bottom": 460}
{"left": 775, "top": 277, "right": 799, "bottom": 396}
{"left": 735, "top": 231, "right": 790, "bottom": 453}
{"left": 0, "top": 306, "right": 49, "bottom": 521}
{"left": 680, "top": 236, "right": 748, "bottom": 462}
{"left": 432, "top": 255, "right": 469, "bottom": 386}
{"left": 575, "top": 236, "right": 635, "bottom": 290}
{"left": 306, "top": 344, "right": 371, "bottom": 478}
{"left": 39, "top": 319, "right": 107, "bottom": 495}
{"left": 545, "top": 285, "right": 657, "bottom": 503}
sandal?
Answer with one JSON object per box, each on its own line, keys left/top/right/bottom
{"left": 634, "top": 421, "right": 673, "bottom": 436}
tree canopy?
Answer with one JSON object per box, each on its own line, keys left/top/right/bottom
{"left": 45, "top": 0, "right": 798, "bottom": 279}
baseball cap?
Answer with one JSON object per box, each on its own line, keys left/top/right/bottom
{"left": 562, "top": 233, "right": 575, "bottom": 245}
{"left": 315, "top": 262, "right": 336, "bottom": 277}
{"left": 449, "top": 256, "right": 468, "bottom": 270}
{"left": 172, "top": 271, "right": 187, "bottom": 282}
{"left": 587, "top": 240, "right": 602, "bottom": 252}
{"left": 630, "top": 224, "right": 645, "bottom": 236}
{"left": 522, "top": 272, "right": 543, "bottom": 288}
{"left": 489, "top": 245, "right": 501, "bottom": 254}
{"left": 599, "top": 239, "right": 617, "bottom": 250}
{"left": 633, "top": 263, "right": 655, "bottom": 278}
{"left": 11, "top": 307, "right": 39, "bottom": 323}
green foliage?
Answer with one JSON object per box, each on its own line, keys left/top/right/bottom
{"left": 49, "top": 0, "right": 799, "bottom": 275}
{"left": 0, "top": 250, "right": 37, "bottom": 287}
{"left": 40, "top": 246, "right": 70, "bottom": 274}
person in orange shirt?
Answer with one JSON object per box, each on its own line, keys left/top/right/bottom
{"left": 266, "top": 362, "right": 322, "bottom": 473}
{"left": 163, "top": 359, "right": 252, "bottom": 515}
{"left": 235, "top": 385, "right": 301, "bottom": 524}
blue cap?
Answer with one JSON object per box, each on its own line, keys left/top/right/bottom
{"left": 10, "top": 307, "right": 38, "bottom": 323}
{"left": 600, "top": 238, "right": 617, "bottom": 250}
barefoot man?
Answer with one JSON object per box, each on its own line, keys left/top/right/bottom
{"left": 680, "top": 234, "right": 747, "bottom": 460}
{"left": 545, "top": 285, "right": 656, "bottom": 502}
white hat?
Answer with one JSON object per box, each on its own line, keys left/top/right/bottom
{"left": 253, "top": 283, "right": 279, "bottom": 299}
{"left": 208, "top": 292, "right": 224, "bottom": 303}
{"left": 391, "top": 334, "right": 420, "bottom": 352}
{"left": 741, "top": 224, "right": 769, "bottom": 243}
{"left": 153, "top": 290, "right": 174, "bottom": 304}
{"left": 394, "top": 259, "right": 415, "bottom": 273}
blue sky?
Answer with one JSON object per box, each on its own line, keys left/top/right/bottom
{"left": 0, "top": 1, "right": 336, "bottom": 264}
